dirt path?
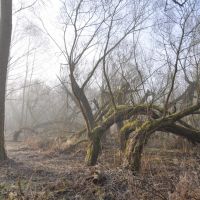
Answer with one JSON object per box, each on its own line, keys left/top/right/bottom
{"left": 0, "top": 141, "right": 89, "bottom": 199}
{"left": 2, "top": 141, "right": 86, "bottom": 181}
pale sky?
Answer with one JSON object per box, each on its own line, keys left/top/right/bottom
{"left": 7, "top": 0, "right": 160, "bottom": 102}
{"left": 7, "top": 0, "right": 184, "bottom": 96}
{"left": 9, "top": 0, "right": 63, "bottom": 91}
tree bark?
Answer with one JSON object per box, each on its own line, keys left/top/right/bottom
{"left": 120, "top": 119, "right": 141, "bottom": 152}
{"left": 0, "top": 0, "right": 12, "bottom": 160}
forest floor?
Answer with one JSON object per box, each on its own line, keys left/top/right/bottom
{"left": 0, "top": 138, "right": 200, "bottom": 200}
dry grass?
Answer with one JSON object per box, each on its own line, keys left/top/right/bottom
{"left": 1, "top": 134, "right": 200, "bottom": 200}
{"left": 168, "top": 172, "right": 200, "bottom": 200}
{"left": 23, "top": 135, "right": 86, "bottom": 155}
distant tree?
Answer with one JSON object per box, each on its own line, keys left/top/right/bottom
{"left": 164, "top": 0, "right": 188, "bottom": 10}
{"left": 171, "top": 0, "right": 188, "bottom": 6}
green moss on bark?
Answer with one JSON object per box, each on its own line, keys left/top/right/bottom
{"left": 85, "top": 139, "right": 101, "bottom": 166}
{"left": 120, "top": 119, "right": 141, "bottom": 151}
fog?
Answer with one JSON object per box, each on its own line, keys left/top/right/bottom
{"left": 1, "top": 0, "right": 200, "bottom": 199}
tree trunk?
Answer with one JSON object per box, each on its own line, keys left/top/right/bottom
{"left": 125, "top": 132, "right": 146, "bottom": 172}
{"left": 0, "top": 0, "right": 12, "bottom": 160}
{"left": 85, "top": 137, "right": 101, "bottom": 166}
{"left": 120, "top": 119, "right": 140, "bottom": 152}
{"left": 70, "top": 72, "right": 95, "bottom": 131}
{"left": 69, "top": 70, "right": 99, "bottom": 165}
{"left": 124, "top": 120, "right": 156, "bottom": 172}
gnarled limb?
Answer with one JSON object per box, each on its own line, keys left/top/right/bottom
{"left": 163, "top": 124, "right": 200, "bottom": 144}
{"left": 125, "top": 103, "right": 200, "bottom": 173}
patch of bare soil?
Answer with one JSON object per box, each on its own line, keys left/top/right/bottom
{"left": 0, "top": 141, "right": 200, "bottom": 200}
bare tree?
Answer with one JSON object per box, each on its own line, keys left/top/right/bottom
{"left": 63, "top": 0, "right": 151, "bottom": 165}
{"left": 39, "top": 0, "right": 151, "bottom": 165}
{"left": 0, "top": 0, "right": 12, "bottom": 160}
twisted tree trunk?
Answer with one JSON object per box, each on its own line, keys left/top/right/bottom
{"left": 85, "top": 105, "right": 161, "bottom": 165}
